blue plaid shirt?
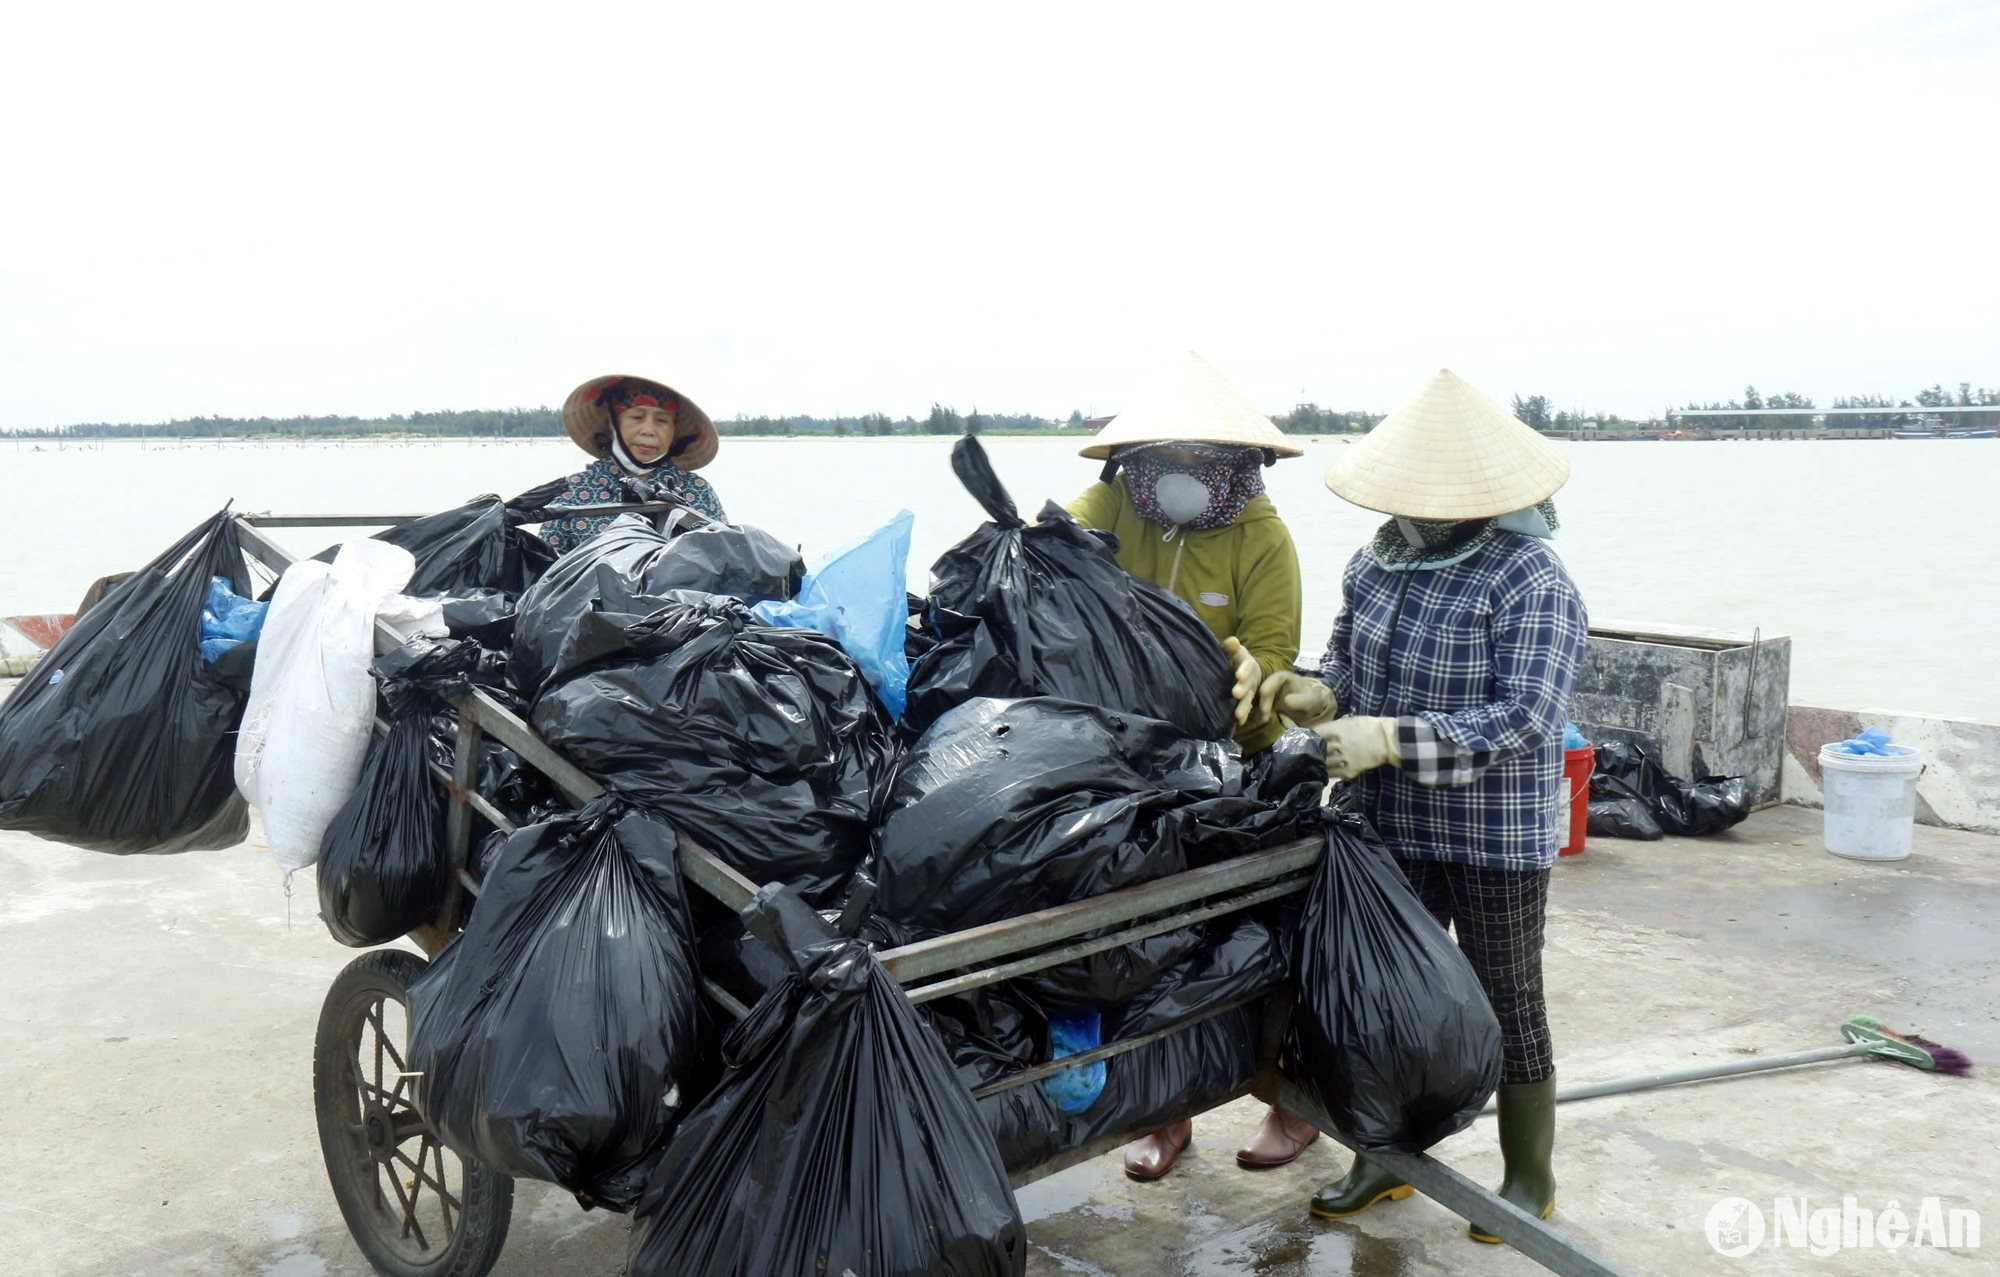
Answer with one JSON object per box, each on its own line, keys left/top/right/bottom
{"left": 1317, "top": 534, "right": 1587, "bottom": 870}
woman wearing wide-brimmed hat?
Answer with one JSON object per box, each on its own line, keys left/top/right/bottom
{"left": 1254, "top": 369, "right": 1587, "bottom": 1244}
{"left": 539, "top": 373, "right": 725, "bottom": 555}
{"left": 1063, "top": 352, "right": 1324, "bottom": 1181}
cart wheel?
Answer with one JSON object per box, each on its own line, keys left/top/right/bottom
{"left": 314, "top": 948, "right": 512, "bottom": 1277}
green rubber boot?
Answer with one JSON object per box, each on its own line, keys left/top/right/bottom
{"left": 1308, "top": 1155, "right": 1414, "bottom": 1219}
{"left": 1469, "top": 1079, "right": 1558, "bottom": 1244}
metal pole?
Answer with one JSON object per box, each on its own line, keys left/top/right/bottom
{"left": 1481, "top": 1044, "right": 1861, "bottom": 1111}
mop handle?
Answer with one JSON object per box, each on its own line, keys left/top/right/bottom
{"left": 1553, "top": 1043, "right": 1862, "bottom": 1103}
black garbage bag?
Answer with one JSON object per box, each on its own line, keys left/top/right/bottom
{"left": 316, "top": 711, "right": 444, "bottom": 946}
{"left": 0, "top": 508, "right": 252, "bottom": 853}
{"left": 408, "top": 798, "right": 708, "bottom": 1212}
{"left": 925, "top": 990, "right": 1064, "bottom": 1175}
{"left": 511, "top": 514, "right": 804, "bottom": 695}
{"left": 1285, "top": 808, "right": 1503, "bottom": 1154}
{"left": 1590, "top": 738, "right": 1751, "bottom": 836}
{"left": 868, "top": 697, "right": 1236, "bottom": 932}
{"left": 1587, "top": 796, "right": 1664, "bottom": 841}
{"left": 903, "top": 591, "right": 940, "bottom": 664}
{"left": 314, "top": 494, "right": 557, "bottom": 597}
{"left": 431, "top": 588, "right": 518, "bottom": 648}
{"left": 317, "top": 638, "right": 515, "bottom": 946}
{"left": 533, "top": 594, "right": 893, "bottom": 903}
{"left": 1106, "top": 913, "right": 1289, "bottom": 1043}
{"left": 629, "top": 885, "right": 1027, "bottom": 1277}
{"left": 903, "top": 437, "right": 1234, "bottom": 740}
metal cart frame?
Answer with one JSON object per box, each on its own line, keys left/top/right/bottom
{"left": 233, "top": 509, "right": 1625, "bottom": 1277}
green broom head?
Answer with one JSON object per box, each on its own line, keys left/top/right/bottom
{"left": 1842, "top": 1014, "right": 1974, "bottom": 1076}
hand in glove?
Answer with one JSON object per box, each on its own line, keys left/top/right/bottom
{"left": 1222, "top": 637, "right": 1262, "bottom": 727}
{"left": 1314, "top": 717, "right": 1401, "bottom": 779}
{"left": 1255, "top": 669, "right": 1338, "bottom": 727}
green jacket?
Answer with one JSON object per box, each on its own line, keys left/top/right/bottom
{"left": 1067, "top": 477, "right": 1302, "bottom": 753}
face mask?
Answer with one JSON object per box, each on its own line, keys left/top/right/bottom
{"left": 1154, "top": 472, "right": 1211, "bottom": 526}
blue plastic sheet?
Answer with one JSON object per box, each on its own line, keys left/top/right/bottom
{"left": 1832, "top": 726, "right": 1894, "bottom": 756}
{"left": 199, "top": 576, "right": 268, "bottom": 662}
{"left": 753, "top": 511, "right": 914, "bottom": 720}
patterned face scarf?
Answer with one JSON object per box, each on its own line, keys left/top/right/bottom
{"left": 1120, "top": 444, "right": 1266, "bottom": 532}
{"left": 1371, "top": 500, "right": 1560, "bottom": 571}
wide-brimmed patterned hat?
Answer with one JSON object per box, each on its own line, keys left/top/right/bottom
{"left": 1325, "top": 369, "right": 1569, "bottom": 519}
{"left": 561, "top": 374, "right": 718, "bottom": 471}
{"left": 1079, "top": 351, "right": 1302, "bottom": 460}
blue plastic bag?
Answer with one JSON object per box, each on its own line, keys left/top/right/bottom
{"left": 752, "top": 511, "right": 913, "bottom": 720}
{"left": 1833, "top": 726, "right": 1893, "bottom": 756}
{"left": 1041, "top": 1011, "right": 1107, "bottom": 1114}
{"left": 199, "top": 576, "right": 268, "bottom": 662}
{"left": 1563, "top": 721, "right": 1589, "bottom": 750}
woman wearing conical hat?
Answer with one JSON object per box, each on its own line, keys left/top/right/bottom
{"left": 1065, "top": 352, "right": 1325, "bottom": 1180}
{"left": 538, "top": 373, "right": 726, "bottom": 555}
{"left": 1255, "top": 369, "right": 1587, "bottom": 1244}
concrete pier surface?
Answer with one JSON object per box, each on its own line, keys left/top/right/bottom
{"left": 2, "top": 690, "right": 1994, "bottom": 1273}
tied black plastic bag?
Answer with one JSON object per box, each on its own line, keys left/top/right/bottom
{"left": 408, "top": 798, "right": 707, "bottom": 1211}
{"left": 315, "top": 711, "right": 442, "bottom": 946}
{"left": 903, "top": 437, "right": 1233, "bottom": 739}
{"left": 629, "top": 886, "right": 1027, "bottom": 1277}
{"left": 315, "top": 638, "right": 507, "bottom": 946}
{"left": 1590, "top": 738, "right": 1750, "bottom": 836}
{"left": 511, "top": 513, "right": 804, "bottom": 695}
{"left": 0, "top": 508, "right": 252, "bottom": 853}
{"left": 314, "top": 494, "right": 557, "bottom": 596}
{"left": 1286, "top": 809, "right": 1502, "bottom": 1154}
{"left": 533, "top": 593, "right": 892, "bottom": 903}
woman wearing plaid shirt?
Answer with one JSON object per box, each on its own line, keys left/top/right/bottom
{"left": 1256, "top": 370, "right": 1587, "bottom": 1245}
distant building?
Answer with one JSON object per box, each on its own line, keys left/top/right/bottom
{"left": 1080, "top": 415, "right": 1115, "bottom": 431}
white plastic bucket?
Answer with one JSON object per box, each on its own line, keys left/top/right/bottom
{"left": 1819, "top": 744, "right": 1924, "bottom": 861}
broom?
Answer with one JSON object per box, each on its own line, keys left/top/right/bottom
{"left": 1483, "top": 1015, "right": 1972, "bottom": 1112}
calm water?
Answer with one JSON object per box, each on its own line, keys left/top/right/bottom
{"left": 3, "top": 435, "right": 1995, "bottom": 720}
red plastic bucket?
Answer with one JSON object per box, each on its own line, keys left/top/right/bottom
{"left": 1560, "top": 745, "right": 1595, "bottom": 857}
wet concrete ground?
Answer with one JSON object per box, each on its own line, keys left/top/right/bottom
{"left": 1, "top": 681, "right": 1994, "bottom": 1276}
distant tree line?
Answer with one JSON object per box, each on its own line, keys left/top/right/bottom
{"left": 1675, "top": 383, "right": 2000, "bottom": 430}
{"left": 3, "top": 401, "right": 1386, "bottom": 440}
{"left": 8, "top": 380, "right": 1992, "bottom": 441}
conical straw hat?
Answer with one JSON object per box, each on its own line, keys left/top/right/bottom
{"left": 561, "top": 373, "right": 719, "bottom": 471}
{"left": 1079, "top": 351, "right": 1302, "bottom": 459}
{"left": 1324, "top": 369, "right": 1569, "bottom": 519}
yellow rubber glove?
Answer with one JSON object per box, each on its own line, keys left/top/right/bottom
{"left": 1314, "top": 717, "right": 1401, "bottom": 779}
{"left": 1254, "top": 669, "right": 1337, "bottom": 727}
{"left": 1222, "top": 637, "right": 1262, "bottom": 727}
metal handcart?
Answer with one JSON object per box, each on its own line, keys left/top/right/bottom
{"left": 231, "top": 508, "right": 1625, "bottom": 1277}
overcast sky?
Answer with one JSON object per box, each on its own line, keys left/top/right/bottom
{"left": 2, "top": 1, "right": 1994, "bottom": 428}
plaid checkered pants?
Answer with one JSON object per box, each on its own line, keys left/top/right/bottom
{"left": 1396, "top": 859, "right": 1554, "bottom": 1085}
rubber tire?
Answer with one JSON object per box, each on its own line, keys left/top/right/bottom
{"left": 314, "top": 947, "right": 513, "bottom": 1277}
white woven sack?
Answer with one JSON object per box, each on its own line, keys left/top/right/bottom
{"left": 235, "top": 539, "right": 416, "bottom": 874}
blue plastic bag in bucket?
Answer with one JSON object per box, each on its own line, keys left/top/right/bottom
{"left": 1819, "top": 729, "right": 1923, "bottom": 862}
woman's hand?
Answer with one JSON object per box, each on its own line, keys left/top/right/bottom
{"left": 1255, "top": 670, "right": 1337, "bottom": 727}
{"left": 1313, "top": 717, "right": 1400, "bottom": 779}
{"left": 1222, "top": 637, "right": 1263, "bottom": 726}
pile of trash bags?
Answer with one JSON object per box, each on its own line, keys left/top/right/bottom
{"left": 1586, "top": 737, "right": 1751, "bottom": 839}
{"left": 0, "top": 508, "right": 255, "bottom": 853}
{"left": 3, "top": 455, "right": 1522, "bottom": 1269}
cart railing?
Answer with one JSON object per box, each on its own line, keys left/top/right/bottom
{"left": 242, "top": 510, "right": 1627, "bottom": 1276}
